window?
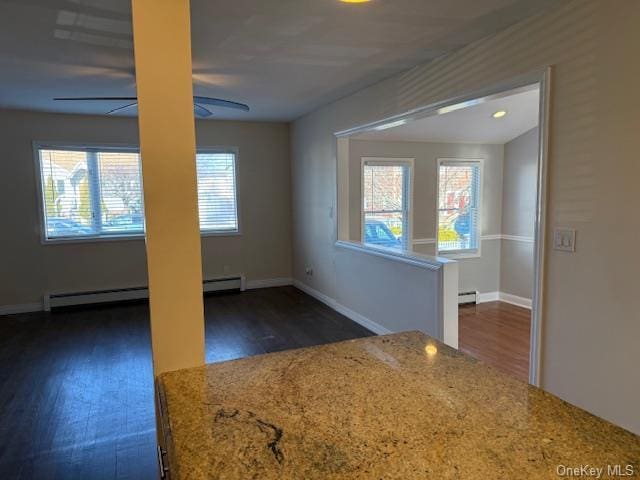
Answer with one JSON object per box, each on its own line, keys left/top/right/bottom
{"left": 437, "top": 159, "right": 481, "bottom": 255}
{"left": 37, "top": 146, "right": 239, "bottom": 241}
{"left": 195, "top": 152, "right": 238, "bottom": 233}
{"left": 362, "top": 158, "right": 412, "bottom": 250}
{"left": 38, "top": 148, "right": 144, "bottom": 240}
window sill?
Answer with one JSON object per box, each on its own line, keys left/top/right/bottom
{"left": 438, "top": 251, "right": 481, "bottom": 260}
{"left": 42, "top": 230, "right": 242, "bottom": 245}
{"left": 201, "top": 230, "right": 241, "bottom": 238}
{"left": 42, "top": 234, "right": 146, "bottom": 245}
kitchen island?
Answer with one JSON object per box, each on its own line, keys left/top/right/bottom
{"left": 156, "top": 331, "right": 640, "bottom": 479}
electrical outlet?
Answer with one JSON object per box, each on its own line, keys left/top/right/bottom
{"left": 305, "top": 267, "right": 313, "bottom": 276}
{"left": 554, "top": 228, "right": 576, "bottom": 252}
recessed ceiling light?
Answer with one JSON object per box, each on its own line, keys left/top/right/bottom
{"left": 340, "top": 0, "right": 371, "bottom": 3}
{"left": 492, "top": 110, "right": 507, "bottom": 119}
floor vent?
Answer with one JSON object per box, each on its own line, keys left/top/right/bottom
{"left": 458, "top": 290, "right": 478, "bottom": 305}
{"left": 45, "top": 276, "right": 244, "bottom": 311}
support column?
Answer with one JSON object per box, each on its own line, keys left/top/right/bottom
{"left": 441, "top": 261, "right": 459, "bottom": 349}
{"left": 131, "top": 0, "right": 205, "bottom": 375}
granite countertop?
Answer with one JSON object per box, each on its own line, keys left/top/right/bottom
{"left": 156, "top": 332, "right": 640, "bottom": 479}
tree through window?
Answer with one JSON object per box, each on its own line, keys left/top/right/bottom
{"left": 437, "top": 159, "right": 481, "bottom": 254}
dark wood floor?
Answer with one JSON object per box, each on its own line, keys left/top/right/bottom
{"left": 458, "top": 301, "right": 531, "bottom": 381}
{"left": 0, "top": 286, "right": 372, "bottom": 480}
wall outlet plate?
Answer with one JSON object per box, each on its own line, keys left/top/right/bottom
{"left": 554, "top": 228, "right": 576, "bottom": 252}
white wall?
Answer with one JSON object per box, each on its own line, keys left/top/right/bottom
{"left": 291, "top": 102, "right": 448, "bottom": 346}
{"left": 347, "top": 139, "right": 504, "bottom": 294}
{"left": 500, "top": 127, "right": 538, "bottom": 299}
{"left": 0, "top": 109, "right": 292, "bottom": 308}
{"left": 334, "top": 246, "right": 440, "bottom": 335}
{"left": 347, "top": 134, "right": 541, "bottom": 300}
{"left": 291, "top": 0, "right": 640, "bottom": 434}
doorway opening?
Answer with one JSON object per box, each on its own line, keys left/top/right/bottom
{"left": 335, "top": 72, "right": 550, "bottom": 385}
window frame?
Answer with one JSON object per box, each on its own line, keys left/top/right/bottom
{"left": 360, "top": 157, "right": 414, "bottom": 251}
{"left": 196, "top": 146, "right": 242, "bottom": 238}
{"left": 435, "top": 158, "right": 483, "bottom": 259}
{"left": 32, "top": 141, "right": 241, "bottom": 244}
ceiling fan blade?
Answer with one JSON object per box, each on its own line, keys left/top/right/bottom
{"left": 194, "top": 103, "right": 212, "bottom": 118}
{"left": 106, "top": 102, "right": 139, "bottom": 115}
{"left": 54, "top": 97, "right": 139, "bottom": 101}
{"left": 193, "top": 96, "right": 250, "bottom": 112}
{"left": 53, "top": 95, "right": 249, "bottom": 115}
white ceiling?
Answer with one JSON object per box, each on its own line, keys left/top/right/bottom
{"left": 353, "top": 87, "right": 539, "bottom": 144}
{"left": 0, "top": 0, "right": 557, "bottom": 121}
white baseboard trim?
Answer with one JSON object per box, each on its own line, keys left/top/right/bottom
{"left": 0, "top": 303, "right": 43, "bottom": 315}
{"left": 477, "top": 292, "right": 499, "bottom": 303}
{"left": 1, "top": 278, "right": 293, "bottom": 316}
{"left": 476, "top": 291, "right": 532, "bottom": 309}
{"left": 245, "top": 277, "right": 292, "bottom": 290}
{"left": 498, "top": 292, "right": 532, "bottom": 309}
{"left": 292, "top": 279, "right": 392, "bottom": 335}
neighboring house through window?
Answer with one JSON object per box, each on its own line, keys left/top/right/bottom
{"left": 437, "top": 158, "right": 482, "bottom": 256}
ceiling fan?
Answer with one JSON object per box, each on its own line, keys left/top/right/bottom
{"left": 53, "top": 95, "right": 250, "bottom": 117}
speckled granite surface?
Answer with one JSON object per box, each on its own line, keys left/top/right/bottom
{"left": 156, "top": 332, "right": 640, "bottom": 479}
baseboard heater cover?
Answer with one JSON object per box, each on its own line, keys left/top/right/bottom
{"left": 458, "top": 290, "right": 478, "bottom": 305}
{"left": 45, "top": 275, "right": 244, "bottom": 311}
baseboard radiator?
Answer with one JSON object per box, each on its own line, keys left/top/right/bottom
{"left": 458, "top": 290, "right": 478, "bottom": 305}
{"left": 44, "top": 275, "right": 244, "bottom": 311}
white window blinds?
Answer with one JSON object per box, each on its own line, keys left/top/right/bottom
{"left": 39, "top": 148, "right": 144, "bottom": 239}
{"left": 195, "top": 152, "right": 238, "bottom": 233}
{"left": 437, "top": 160, "right": 481, "bottom": 253}
{"left": 37, "top": 147, "right": 239, "bottom": 241}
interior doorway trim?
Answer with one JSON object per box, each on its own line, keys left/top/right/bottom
{"left": 334, "top": 68, "right": 552, "bottom": 387}
{"left": 529, "top": 67, "right": 552, "bottom": 387}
